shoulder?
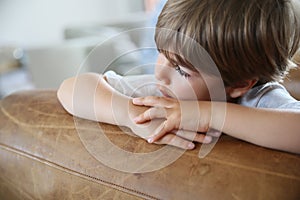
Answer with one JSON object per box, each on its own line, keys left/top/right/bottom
{"left": 104, "top": 71, "right": 160, "bottom": 97}
{"left": 238, "top": 82, "right": 300, "bottom": 110}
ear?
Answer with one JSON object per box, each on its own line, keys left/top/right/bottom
{"left": 227, "top": 79, "right": 258, "bottom": 98}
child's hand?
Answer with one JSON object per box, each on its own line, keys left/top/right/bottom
{"left": 132, "top": 96, "right": 213, "bottom": 144}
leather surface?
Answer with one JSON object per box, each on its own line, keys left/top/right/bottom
{"left": 0, "top": 147, "right": 142, "bottom": 200}
{"left": 0, "top": 90, "right": 300, "bottom": 200}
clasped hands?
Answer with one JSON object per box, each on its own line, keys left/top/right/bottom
{"left": 130, "top": 96, "right": 221, "bottom": 150}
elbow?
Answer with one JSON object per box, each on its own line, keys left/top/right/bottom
{"left": 57, "top": 79, "right": 75, "bottom": 115}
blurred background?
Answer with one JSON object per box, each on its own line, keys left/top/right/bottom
{"left": 0, "top": 0, "right": 166, "bottom": 98}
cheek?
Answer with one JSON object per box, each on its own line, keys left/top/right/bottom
{"left": 168, "top": 73, "right": 226, "bottom": 101}
{"left": 177, "top": 77, "right": 217, "bottom": 100}
{"left": 171, "top": 80, "right": 206, "bottom": 100}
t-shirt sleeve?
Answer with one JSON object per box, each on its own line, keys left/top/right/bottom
{"left": 238, "top": 82, "right": 300, "bottom": 110}
{"left": 103, "top": 71, "right": 161, "bottom": 98}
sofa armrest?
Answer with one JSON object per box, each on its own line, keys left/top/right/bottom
{"left": 0, "top": 90, "right": 299, "bottom": 199}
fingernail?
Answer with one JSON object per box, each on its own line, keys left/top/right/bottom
{"left": 203, "top": 136, "right": 212, "bottom": 143}
{"left": 188, "top": 143, "right": 195, "bottom": 149}
{"left": 209, "top": 130, "right": 222, "bottom": 137}
{"left": 132, "top": 98, "right": 140, "bottom": 104}
{"left": 147, "top": 138, "right": 154, "bottom": 143}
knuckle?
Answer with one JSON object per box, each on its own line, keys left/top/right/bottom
{"left": 141, "top": 112, "right": 148, "bottom": 120}
{"left": 149, "top": 107, "right": 158, "bottom": 117}
{"left": 163, "top": 134, "right": 175, "bottom": 144}
{"left": 163, "top": 120, "right": 172, "bottom": 131}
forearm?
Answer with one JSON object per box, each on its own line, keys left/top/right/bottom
{"left": 200, "top": 101, "right": 300, "bottom": 153}
{"left": 57, "top": 73, "right": 142, "bottom": 126}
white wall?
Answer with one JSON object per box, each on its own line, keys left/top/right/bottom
{"left": 0, "top": 0, "right": 144, "bottom": 47}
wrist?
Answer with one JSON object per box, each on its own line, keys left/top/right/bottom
{"left": 111, "top": 96, "right": 150, "bottom": 127}
{"left": 109, "top": 95, "right": 132, "bottom": 126}
{"left": 199, "top": 101, "right": 227, "bottom": 132}
{"left": 127, "top": 99, "right": 149, "bottom": 127}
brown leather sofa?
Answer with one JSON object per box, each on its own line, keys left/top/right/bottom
{"left": 0, "top": 51, "right": 300, "bottom": 199}
{"left": 0, "top": 88, "right": 300, "bottom": 199}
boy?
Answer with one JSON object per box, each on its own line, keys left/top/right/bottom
{"left": 58, "top": 0, "right": 300, "bottom": 154}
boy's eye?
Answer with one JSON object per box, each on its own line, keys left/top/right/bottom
{"left": 175, "top": 65, "right": 191, "bottom": 78}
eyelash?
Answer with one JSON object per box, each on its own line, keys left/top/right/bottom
{"left": 175, "top": 65, "right": 191, "bottom": 78}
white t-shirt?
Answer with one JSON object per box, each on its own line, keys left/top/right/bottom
{"left": 238, "top": 82, "right": 300, "bottom": 110}
{"left": 104, "top": 71, "right": 300, "bottom": 110}
{"left": 104, "top": 71, "right": 161, "bottom": 97}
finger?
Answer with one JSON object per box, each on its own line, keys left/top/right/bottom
{"left": 133, "top": 96, "right": 173, "bottom": 107}
{"left": 148, "top": 120, "right": 175, "bottom": 143}
{"left": 175, "top": 130, "right": 212, "bottom": 144}
{"left": 155, "top": 134, "right": 195, "bottom": 150}
{"left": 195, "top": 134, "right": 212, "bottom": 143}
{"left": 134, "top": 107, "right": 166, "bottom": 123}
{"left": 173, "top": 130, "right": 197, "bottom": 141}
{"left": 206, "top": 129, "right": 222, "bottom": 137}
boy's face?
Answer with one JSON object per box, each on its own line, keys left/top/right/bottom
{"left": 155, "top": 53, "right": 226, "bottom": 101}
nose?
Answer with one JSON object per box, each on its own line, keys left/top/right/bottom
{"left": 155, "top": 54, "right": 171, "bottom": 85}
{"left": 155, "top": 64, "right": 171, "bottom": 85}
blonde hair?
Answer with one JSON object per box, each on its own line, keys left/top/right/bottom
{"left": 155, "top": 0, "right": 300, "bottom": 86}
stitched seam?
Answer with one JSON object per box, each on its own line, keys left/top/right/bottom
{"left": 0, "top": 143, "right": 160, "bottom": 200}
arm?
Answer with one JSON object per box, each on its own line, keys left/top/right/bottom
{"left": 133, "top": 97, "right": 300, "bottom": 154}
{"left": 57, "top": 72, "right": 134, "bottom": 125}
{"left": 57, "top": 73, "right": 205, "bottom": 149}
{"left": 206, "top": 101, "right": 300, "bottom": 154}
